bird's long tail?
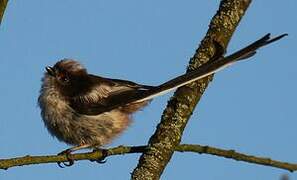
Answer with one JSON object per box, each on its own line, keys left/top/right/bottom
{"left": 99, "top": 33, "right": 287, "bottom": 114}
{"left": 134, "top": 33, "right": 287, "bottom": 103}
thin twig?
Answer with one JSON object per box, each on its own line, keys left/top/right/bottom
{"left": 1, "top": 144, "right": 296, "bottom": 172}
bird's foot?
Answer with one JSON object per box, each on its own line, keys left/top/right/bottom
{"left": 90, "top": 148, "right": 108, "bottom": 164}
{"left": 57, "top": 149, "right": 75, "bottom": 168}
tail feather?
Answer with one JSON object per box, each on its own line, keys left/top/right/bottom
{"left": 134, "top": 33, "right": 287, "bottom": 103}
{"left": 96, "top": 33, "right": 287, "bottom": 114}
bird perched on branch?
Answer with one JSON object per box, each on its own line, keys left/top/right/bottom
{"left": 38, "top": 33, "right": 287, "bottom": 166}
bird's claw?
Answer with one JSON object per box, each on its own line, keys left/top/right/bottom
{"left": 94, "top": 158, "right": 107, "bottom": 164}
{"left": 57, "top": 149, "right": 75, "bottom": 168}
{"left": 90, "top": 148, "right": 108, "bottom": 164}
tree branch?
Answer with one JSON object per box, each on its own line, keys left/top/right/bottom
{"left": 131, "top": 0, "right": 252, "bottom": 179}
{"left": 0, "top": 0, "right": 8, "bottom": 25}
{"left": 1, "top": 144, "right": 296, "bottom": 172}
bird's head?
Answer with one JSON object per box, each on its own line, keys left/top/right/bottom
{"left": 43, "top": 59, "right": 90, "bottom": 97}
{"left": 45, "top": 59, "right": 87, "bottom": 86}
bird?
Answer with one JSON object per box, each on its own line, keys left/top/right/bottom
{"left": 38, "top": 33, "right": 286, "bottom": 164}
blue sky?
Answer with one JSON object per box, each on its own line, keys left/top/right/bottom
{"left": 0, "top": 1, "right": 296, "bottom": 179}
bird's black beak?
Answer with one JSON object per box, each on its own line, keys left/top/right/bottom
{"left": 45, "top": 66, "right": 56, "bottom": 77}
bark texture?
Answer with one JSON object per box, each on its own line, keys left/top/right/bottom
{"left": 131, "top": 0, "right": 252, "bottom": 179}
{"left": 0, "top": 0, "right": 8, "bottom": 25}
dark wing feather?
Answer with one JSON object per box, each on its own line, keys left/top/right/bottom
{"left": 69, "top": 75, "right": 153, "bottom": 115}
{"left": 105, "top": 77, "right": 154, "bottom": 90}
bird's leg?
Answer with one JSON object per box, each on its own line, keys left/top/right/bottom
{"left": 57, "top": 149, "right": 74, "bottom": 168}
{"left": 57, "top": 144, "right": 92, "bottom": 168}
{"left": 90, "top": 147, "right": 109, "bottom": 164}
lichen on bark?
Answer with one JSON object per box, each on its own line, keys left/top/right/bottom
{"left": 131, "top": 0, "right": 252, "bottom": 179}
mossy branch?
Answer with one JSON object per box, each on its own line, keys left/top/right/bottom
{"left": 0, "top": 0, "right": 8, "bottom": 25}
{"left": 132, "top": 0, "right": 253, "bottom": 179}
{"left": 1, "top": 144, "right": 296, "bottom": 172}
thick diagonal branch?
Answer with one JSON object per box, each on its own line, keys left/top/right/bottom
{"left": 0, "top": 0, "right": 8, "bottom": 25}
{"left": 131, "top": 0, "right": 252, "bottom": 179}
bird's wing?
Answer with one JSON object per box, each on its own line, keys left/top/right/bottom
{"left": 69, "top": 75, "right": 153, "bottom": 115}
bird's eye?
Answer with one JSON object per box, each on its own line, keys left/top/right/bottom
{"left": 62, "top": 76, "right": 69, "bottom": 82}
{"left": 58, "top": 73, "right": 70, "bottom": 84}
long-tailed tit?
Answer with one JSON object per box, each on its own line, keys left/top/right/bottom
{"left": 38, "top": 34, "right": 286, "bottom": 160}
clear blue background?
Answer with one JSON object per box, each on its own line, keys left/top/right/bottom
{"left": 0, "top": 1, "right": 296, "bottom": 179}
